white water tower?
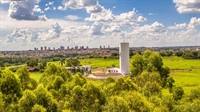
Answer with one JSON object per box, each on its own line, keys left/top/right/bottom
{"left": 119, "top": 42, "right": 129, "bottom": 75}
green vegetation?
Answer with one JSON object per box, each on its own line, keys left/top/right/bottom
{"left": 29, "top": 72, "right": 43, "bottom": 82}
{"left": 163, "top": 56, "right": 200, "bottom": 70}
{"left": 1, "top": 50, "right": 200, "bottom": 111}
{"left": 80, "top": 58, "right": 119, "bottom": 69}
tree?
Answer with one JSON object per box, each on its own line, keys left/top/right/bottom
{"left": 66, "top": 83, "right": 106, "bottom": 111}
{"left": 26, "top": 59, "right": 38, "bottom": 67}
{"left": 189, "top": 86, "right": 200, "bottom": 101}
{"left": 173, "top": 86, "right": 184, "bottom": 101}
{"left": 130, "top": 53, "right": 144, "bottom": 77}
{"left": 34, "top": 84, "right": 58, "bottom": 112}
{"left": 104, "top": 96, "right": 129, "bottom": 112}
{"left": 166, "top": 77, "right": 175, "bottom": 93}
{"left": 143, "top": 81, "right": 162, "bottom": 97}
{"left": 0, "top": 70, "right": 22, "bottom": 104}
{"left": 0, "top": 92, "right": 4, "bottom": 112}
{"left": 60, "top": 58, "right": 66, "bottom": 66}
{"left": 175, "top": 51, "right": 183, "bottom": 57}
{"left": 19, "top": 90, "right": 36, "bottom": 112}
{"left": 66, "top": 58, "right": 80, "bottom": 67}
{"left": 17, "top": 66, "right": 37, "bottom": 90}
{"left": 130, "top": 50, "right": 170, "bottom": 88}
{"left": 31, "top": 104, "right": 47, "bottom": 112}
{"left": 197, "top": 52, "right": 200, "bottom": 59}
{"left": 0, "top": 58, "right": 4, "bottom": 67}
{"left": 40, "top": 63, "right": 71, "bottom": 86}
{"left": 123, "top": 91, "right": 152, "bottom": 112}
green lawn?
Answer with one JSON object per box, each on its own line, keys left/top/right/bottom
{"left": 29, "top": 72, "right": 43, "bottom": 82}
{"left": 80, "top": 58, "right": 119, "bottom": 70}
{"left": 163, "top": 56, "right": 200, "bottom": 70}
{"left": 86, "top": 78, "right": 105, "bottom": 87}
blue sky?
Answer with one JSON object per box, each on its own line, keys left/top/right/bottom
{"left": 0, "top": 0, "right": 200, "bottom": 51}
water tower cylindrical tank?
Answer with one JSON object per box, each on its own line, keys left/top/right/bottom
{"left": 119, "top": 42, "right": 129, "bottom": 75}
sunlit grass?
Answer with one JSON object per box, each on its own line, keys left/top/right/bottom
{"left": 86, "top": 78, "right": 105, "bottom": 87}
{"left": 80, "top": 58, "right": 119, "bottom": 70}
{"left": 29, "top": 72, "right": 43, "bottom": 82}
{"left": 172, "top": 70, "right": 200, "bottom": 87}
{"left": 163, "top": 56, "right": 200, "bottom": 70}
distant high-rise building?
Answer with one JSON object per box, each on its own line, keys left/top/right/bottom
{"left": 75, "top": 46, "right": 78, "bottom": 49}
{"left": 86, "top": 46, "right": 89, "bottom": 49}
{"left": 44, "top": 46, "right": 47, "bottom": 50}
{"left": 41, "top": 47, "right": 43, "bottom": 51}
{"left": 80, "top": 46, "right": 84, "bottom": 49}
{"left": 100, "top": 46, "right": 102, "bottom": 49}
{"left": 34, "top": 47, "right": 37, "bottom": 51}
{"left": 60, "top": 46, "right": 64, "bottom": 50}
{"left": 67, "top": 46, "right": 70, "bottom": 50}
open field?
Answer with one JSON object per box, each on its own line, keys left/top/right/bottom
{"left": 29, "top": 72, "right": 43, "bottom": 82}
{"left": 162, "top": 56, "right": 200, "bottom": 70}
{"left": 86, "top": 78, "right": 105, "bottom": 87}
{"left": 80, "top": 58, "right": 119, "bottom": 70}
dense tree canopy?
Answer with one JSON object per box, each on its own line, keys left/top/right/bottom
{"left": 0, "top": 50, "right": 199, "bottom": 111}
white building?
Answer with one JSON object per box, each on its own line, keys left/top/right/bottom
{"left": 91, "top": 42, "right": 130, "bottom": 79}
{"left": 119, "top": 42, "right": 129, "bottom": 75}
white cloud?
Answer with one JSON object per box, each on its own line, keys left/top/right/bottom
{"left": 33, "top": 5, "right": 44, "bottom": 13}
{"left": 89, "top": 21, "right": 104, "bottom": 35}
{"left": 188, "top": 17, "right": 200, "bottom": 29}
{"left": 168, "top": 23, "right": 187, "bottom": 30}
{"left": 45, "top": 23, "right": 63, "bottom": 40}
{"left": 78, "top": 25, "right": 90, "bottom": 32}
{"left": 113, "top": 6, "right": 116, "bottom": 9}
{"left": 173, "top": 0, "right": 200, "bottom": 13}
{"left": 52, "top": 6, "right": 56, "bottom": 10}
{"left": 85, "top": 9, "right": 115, "bottom": 22}
{"left": 62, "top": 0, "right": 97, "bottom": 9}
{"left": 57, "top": 6, "right": 66, "bottom": 10}
{"left": 132, "top": 22, "right": 166, "bottom": 35}
{"left": 44, "top": 7, "right": 50, "bottom": 11}
{"left": 65, "top": 15, "right": 80, "bottom": 20}
{"left": 8, "top": 0, "right": 45, "bottom": 20}
{"left": 0, "top": 10, "right": 86, "bottom": 32}
{"left": 86, "top": 3, "right": 103, "bottom": 13}
{"left": 48, "top": 1, "right": 54, "bottom": 5}
{"left": 148, "top": 13, "right": 154, "bottom": 16}
{"left": 115, "top": 9, "right": 147, "bottom": 23}
{"left": 105, "top": 25, "right": 121, "bottom": 32}
{"left": 0, "top": 1, "right": 10, "bottom": 4}
{"left": 2, "top": 22, "right": 82, "bottom": 50}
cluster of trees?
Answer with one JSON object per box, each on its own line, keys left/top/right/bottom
{"left": 65, "top": 58, "right": 80, "bottom": 67}
{"left": 0, "top": 58, "right": 30, "bottom": 67}
{"left": 0, "top": 50, "right": 200, "bottom": 111}
{"left": 160, "top": 50, "right": 200, "bottom": 59}
{"left": 8, "top": 59, "right": 48, "bottom": 73}
{"left": 181, "top": 51, "right": 200, "bottom": 59}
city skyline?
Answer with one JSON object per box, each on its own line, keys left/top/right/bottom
{"left": 0, "top": 0, "right": 200, "bottom": 51}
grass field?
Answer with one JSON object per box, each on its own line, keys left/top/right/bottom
{"left": 162, "top": 56, "right": 200, "bottom": 70}
{"left": 80, "top": 58, "right": 119, "bottom": 70}
{"left": 87, "top": 78, "right": 105, "bottom": 87}
{"left": 29, "top": 72, "right": 43, "bottom": 82}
